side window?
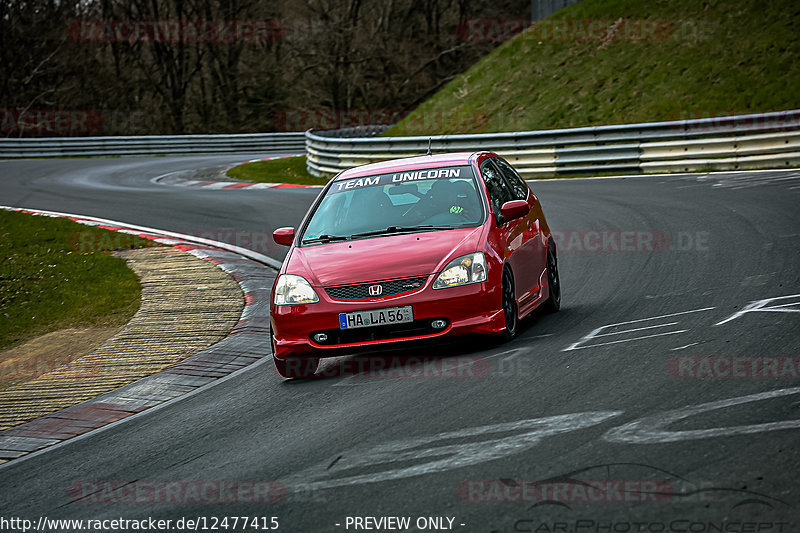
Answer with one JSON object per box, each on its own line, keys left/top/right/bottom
{"left": 494, "top": 158, "right": 529, "bottom": 201}
{"left": 480, "top": 159, "right": 513, "bottom": 222}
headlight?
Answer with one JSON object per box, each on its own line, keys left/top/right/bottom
{"left": 274, "top": 274, "right": 319, "bottom": 305}
{"left": 433, "top": 252, "right": 487, "bottom": 289}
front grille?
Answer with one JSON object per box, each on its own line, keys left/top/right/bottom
{"left": 311, "top": 318, "right": 450, "bottom": 345}
{"left": 325, "top": 276, "right": 428, "bottom": 300}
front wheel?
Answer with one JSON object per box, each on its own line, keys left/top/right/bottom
{"left": 273, "top": 355, "right": 319, "bottom": 379}
{"left": 271, "top": 325, "right": 319, "bottom": 379}
{"left": 542, "top": 242, "right": 561, "bottom": 313}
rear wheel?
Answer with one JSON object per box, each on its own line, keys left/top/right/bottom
{"left": 271, "top": 326, "right": 319, "bottom": 379}
{"left": 542, "top": 242, "right": 561, "bottom": 313}
{"left": 501, "top": 266, "right": 518, "bottom": 341}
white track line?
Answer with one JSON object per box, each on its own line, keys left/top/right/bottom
{"left": 0, "top": 205, "right": 283, "bottom": 270}
{"left": 0, "top": 206, "right": 281, "bottom": 470}
{"left": 0, "top": 358, "right": 270, "bottom": 470}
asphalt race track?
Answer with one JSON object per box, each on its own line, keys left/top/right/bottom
{"left": 1, "top": 156, "right": 799, "bottom": 532}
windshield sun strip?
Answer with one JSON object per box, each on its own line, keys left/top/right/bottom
{"left": 297, "top": 164, "right": 487, "bottom": 247}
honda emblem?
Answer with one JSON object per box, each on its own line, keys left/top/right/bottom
{"left": 369, "top": 285, "right": 383, "bottom": 296}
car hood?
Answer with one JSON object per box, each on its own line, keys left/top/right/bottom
{"left": 286, "top": 226, "right": 484, "bottom": 286}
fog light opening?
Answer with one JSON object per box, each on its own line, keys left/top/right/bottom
{"left": 431, "top": 319, "right": 447, "bottom": 330}
{"left": 314, "top": 333, "right": 328, "bottom": 343}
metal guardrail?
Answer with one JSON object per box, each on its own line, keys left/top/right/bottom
{"left": 4, "top": 112, "right": 798, "bottom": 176}
{"left": 305, "top": 110, "right": 800, "bottom": 178}
{"left": 0, "top": 132, "right": 306, "bottom": 158}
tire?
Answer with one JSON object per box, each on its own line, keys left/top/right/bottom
{"left": 271, "top": 325, "right": 319, "bottom": 379}
{"left": 273, "top": 354, "right": 319, "bottom": 379}
{"left": 501, "top": 266, "right": 518, "bottom": 341}
{"left": 542, "top": 242, "right": 561, "bottom": 313}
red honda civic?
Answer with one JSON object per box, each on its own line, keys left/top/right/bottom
{"left": 270, "top": 152, "right": 560, "bottom": 378}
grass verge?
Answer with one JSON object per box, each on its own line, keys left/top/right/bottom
{"left": 387, "top": 0, "right": 799, "bottom": 135}
{"left": 226, "top": 156, "right": 329, "bottom": 185}
{"left": 0, "top": 210, "right": 151, "bottom": 351}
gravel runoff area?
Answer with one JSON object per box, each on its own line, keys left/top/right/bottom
{"left": 0, "top": 246, "right": 244, "bottom": 437}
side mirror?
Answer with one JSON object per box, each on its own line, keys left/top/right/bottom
{"left": 273, "top": 227, "right": 296, "bottom": 246}
{"left": 499, "top": 199, "right": 530, "bottom": 221}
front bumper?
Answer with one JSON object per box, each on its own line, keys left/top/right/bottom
{"left": 270, "top": 279, "right": 504, "bottom": 360}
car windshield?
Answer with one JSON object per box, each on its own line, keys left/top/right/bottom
{"left": 301, "top": 165, "right": 484, "bottom": 245}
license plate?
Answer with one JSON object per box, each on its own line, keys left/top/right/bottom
{"left": 339, "top": 306, "right": 414, "bottom": 330}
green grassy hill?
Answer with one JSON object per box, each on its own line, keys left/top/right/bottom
{"left": 387, "top": 0, "right": 799, "bottom": 135}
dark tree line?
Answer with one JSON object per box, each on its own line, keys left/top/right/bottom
{"left": 1, "top": 0, "right": 528, "bottom": 136}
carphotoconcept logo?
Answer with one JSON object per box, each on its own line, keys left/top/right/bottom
{"left": 492, "top": 465, "right": 793, "bottom": 531}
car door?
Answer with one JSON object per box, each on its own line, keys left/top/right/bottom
{"left": 494, "top": 158, "right": 547, "bottom": 307}
{"left": 493, "top": 157, "right": 546, "bottom": 306}
{"left": 479, "top": 158, "right": 530, "bottom": 302}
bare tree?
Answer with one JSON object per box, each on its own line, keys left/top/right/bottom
{"left": 1, "top": 0, "right": 529, "bottom": 135}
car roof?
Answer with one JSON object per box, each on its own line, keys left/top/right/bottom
{"left": 333, "top": 152, "right": 487, "bottom": 181}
